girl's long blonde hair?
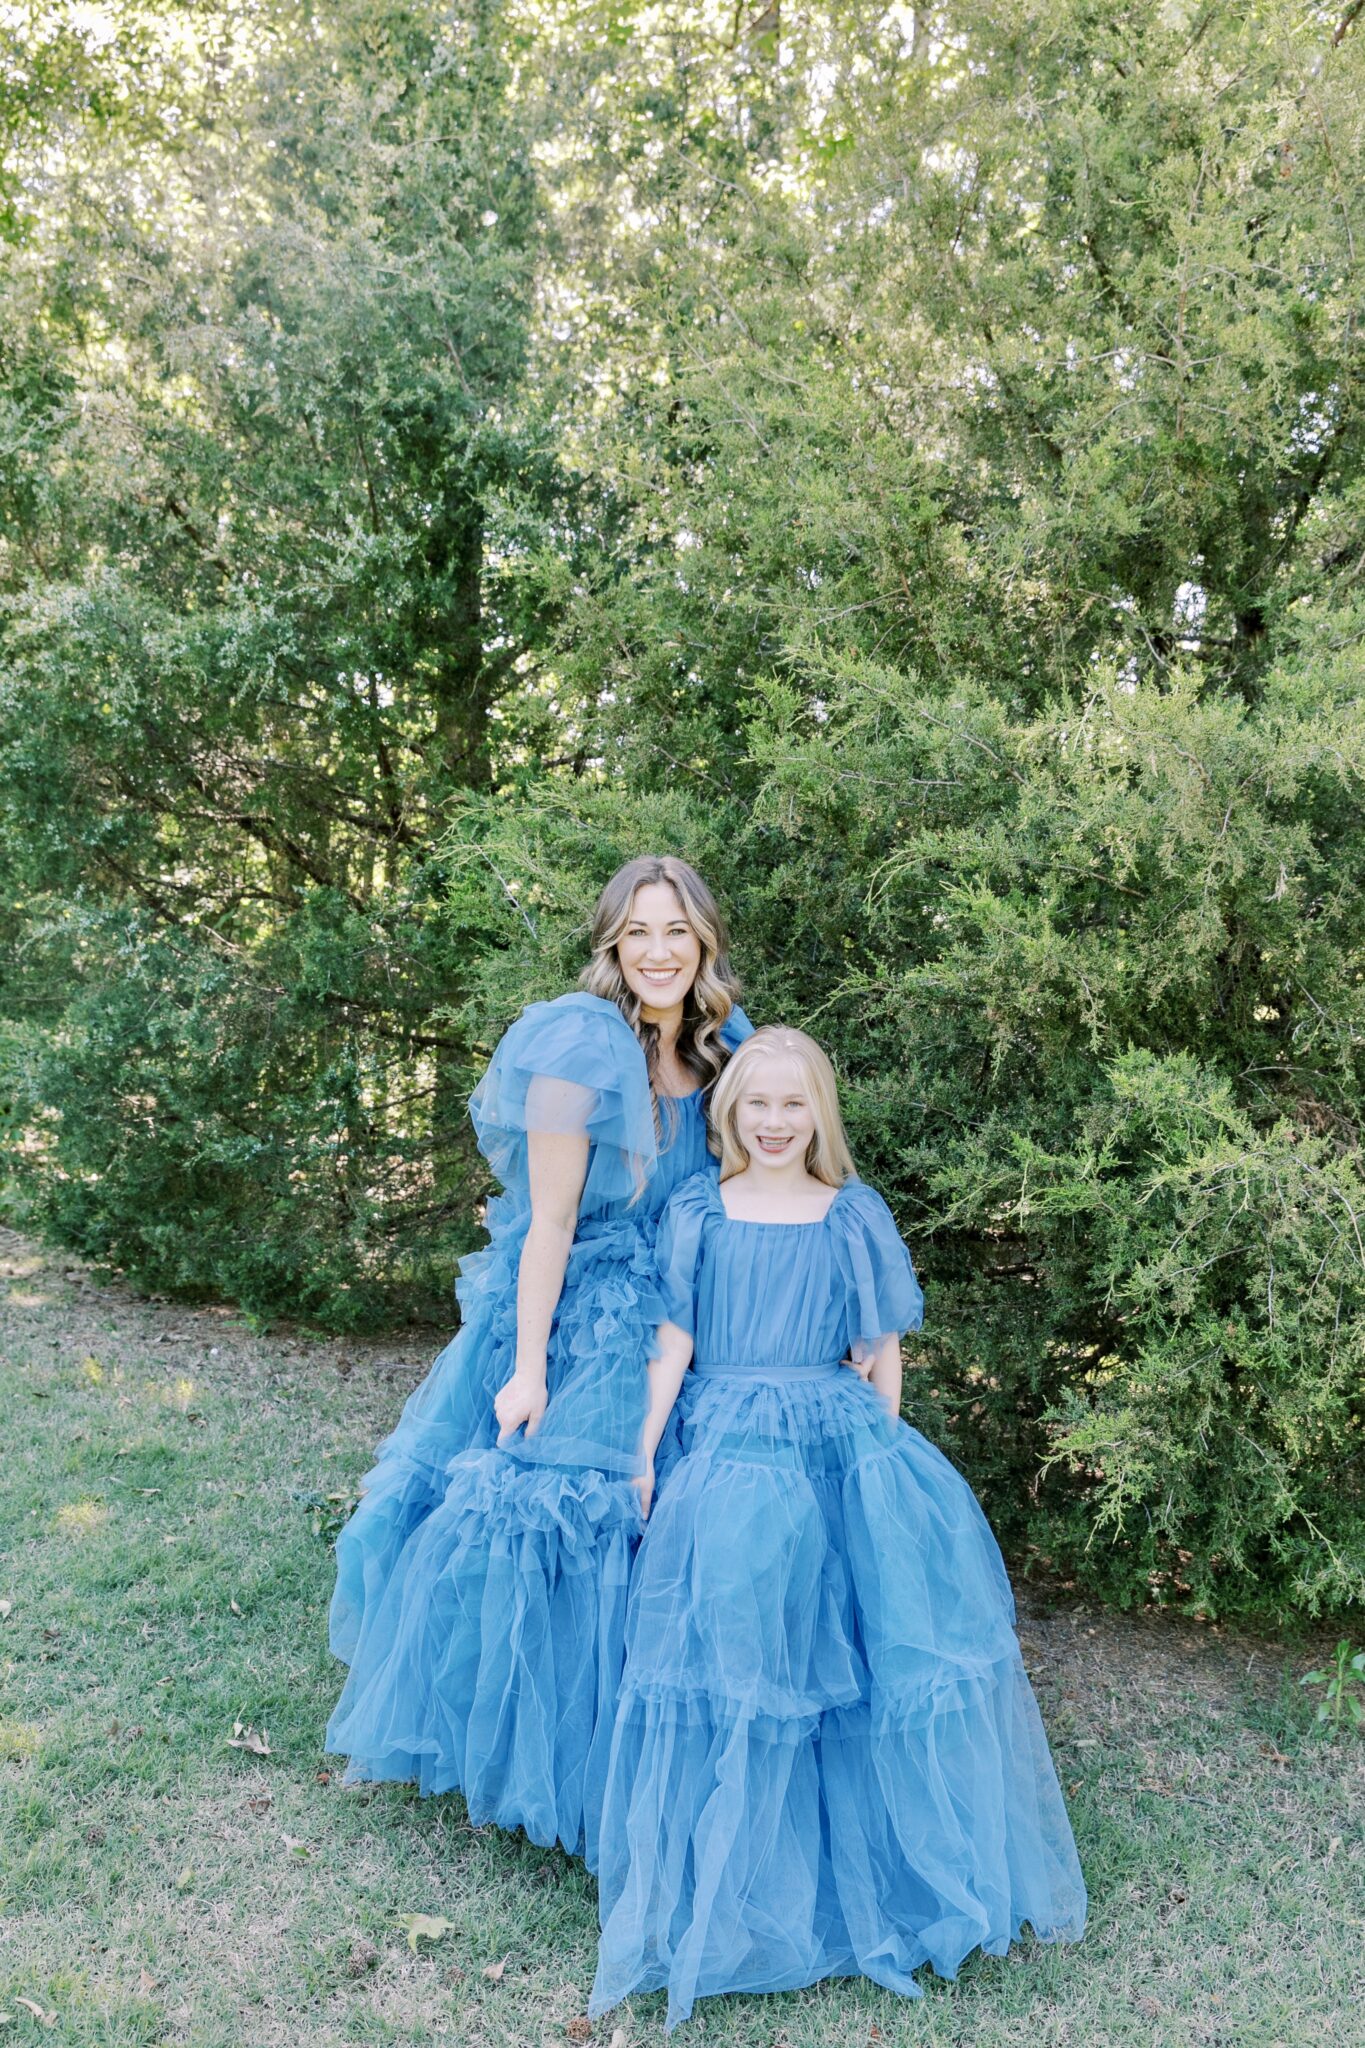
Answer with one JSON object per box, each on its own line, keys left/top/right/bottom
{"left": 580, "top": 856, "right": 742, "bottom": 1127}
{"left": 709, "top": 1026, "right": 857, "bottom": 1188}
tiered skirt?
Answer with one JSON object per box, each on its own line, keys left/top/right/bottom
{"left": 591, "top": 1364, "right": 1087, "bottom": 2027}
{"left": 326, "top": 1207, "right": 661, "bottom": 1864}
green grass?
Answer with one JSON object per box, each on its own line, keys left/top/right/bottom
{"left": 1, "top": 1229, "right": 1362, "bottom": 2047}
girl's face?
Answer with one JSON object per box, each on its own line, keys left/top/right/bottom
{"left": 734, "top": 1053, "right": 817, "bottom": 1173}
{"left": 616, "top": 882, "right": 703, "bottom": 1015}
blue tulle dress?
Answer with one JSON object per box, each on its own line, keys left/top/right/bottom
{"left": 591, "top": 1173, "right": 1087, "bottom": 2028}
{"left": 325, "top": 992, "right": 751, "bottom": 1864}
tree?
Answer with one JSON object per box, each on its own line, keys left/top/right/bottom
{"left": 1, "top": 0, "right": 551, "bottom": 1321}
{"left": 4, "top": 0, "right": 1363, "bottom": 1614}
{"left": 452, "top": 0, "right": 1365, "bottom": 1616}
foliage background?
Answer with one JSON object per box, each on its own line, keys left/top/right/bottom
{"left": 3, "top": 0, "right": 1363, "bottom": 1624}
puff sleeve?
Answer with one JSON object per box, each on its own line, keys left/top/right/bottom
{"left": 467, "top": 993, "right": 655, "bottom": 1204}
{"left": 719, "top": 1002, "right": 755, "bottom": 1050}
{"left": 653, "top": 1174, "right": 715, "bottom": 1337}
{"left": 830, "top": 1181, "right": 924, "bottom": 1349}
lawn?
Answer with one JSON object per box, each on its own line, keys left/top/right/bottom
{"left": 1, "top": 1227, "right": 1361, "bottom": 2048}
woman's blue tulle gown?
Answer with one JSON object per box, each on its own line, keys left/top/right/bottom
{"left": 325, "top": 992, "right": 750, "bottom": 1864}
{"left": 591, "top": 1173, "right": 1087, "bottom": 2027}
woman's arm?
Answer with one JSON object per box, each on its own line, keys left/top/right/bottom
{"left": 493, "top": 1125, "right": 590, "bottom": 1445}
{"left": 634, "top": 1319, "right": 695, "bottom": 1519}
{"left": 867, "top": 1332, "right": 903, "bottom": 1420}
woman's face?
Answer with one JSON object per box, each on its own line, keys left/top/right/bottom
{"left": 616, "top": 882, "right": 703, "bottom": 1015}
{"left": 734, "top": 1053, "right": 817, "bottom": 1174}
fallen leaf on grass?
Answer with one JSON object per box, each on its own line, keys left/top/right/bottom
{"left": 609, "top": 2032, "right": 627, "bottom": 2048}
{"left": 0, "top": 1600, "right": 11, "bottom": 1620}
{"left": 482, "top": 1954, "right": 509, "bottom": 1982}
{"left": 280, "top": 1832, "right": 311, "bottom": 1859}
{"left": 347, "top": 1938, "right": 379, "bottom": 1977}
{"left": 137, "top": 1970, "right": 157, "bottom": 1996}
{"left": 567, "top": 2019, "right": 593, "bottom": 2043}
{"left": 227, "top": 1722, "right": 271, "bottom": 1756}
{"left": 14, "top": 1998, "right": 56, "bottom": 2027}
{"left": 175, "top": 1867, "right": 195, "bottom": 1891}
{"left": 230, "top": 1600, "right": 242, "bottom": 1616}
{"left": 399, "top": 1913, "right": 456, "bottom": 1955}
{"left": 315, "top": 1768, "right": 331, "bottom": 1785}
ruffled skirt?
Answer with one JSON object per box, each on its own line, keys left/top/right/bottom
{"left": 325, "top": 1205, "right": 659, "bottom": 1863}
{"left": 591, "top": 1367, "right": 1087, "bottom": 2027}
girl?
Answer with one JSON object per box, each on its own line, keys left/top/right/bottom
{"left": 325, "top": 856, "right": 751, "bottom": 1866}
{"left": 591, "top": 1026, "right": 1086, "bottom": 2028}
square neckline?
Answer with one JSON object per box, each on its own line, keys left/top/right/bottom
{"left": 716, "top": 1178, "right": 847, "bottom": 1227}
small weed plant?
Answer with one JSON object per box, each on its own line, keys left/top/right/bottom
{"left": 1300, "top": 1641, "right": 1365, "bottom": 1734}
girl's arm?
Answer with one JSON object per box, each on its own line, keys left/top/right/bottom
{"left": 868, "top": 1332, "right": 903, "bottom": 1420}
{"left": 494, "top": 1126, "right": 590, "bottom": 1444}
{"left": 634, "top": 1318, "right": 695, "bottom": 1519}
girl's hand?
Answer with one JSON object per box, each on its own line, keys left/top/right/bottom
{"left": 844, "top": 1346, "right": 875, "bottom": 1382}
{"left": 494, "top": 1367, "right": 548, "bottom": 1445}
{"left": 632, "top": 1456, "right": 656, "bottom": 1522}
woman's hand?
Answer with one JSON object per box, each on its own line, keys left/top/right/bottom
{"left": 494, "top": 1366, "right": 548, "bottom": 1446}
{"left": 844, "top": 1345, "right": 875, "bottom": 1382}
{"left": 632, "top": 1455, "right": 657, "bottom": 1522}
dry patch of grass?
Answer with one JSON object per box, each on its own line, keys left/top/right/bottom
{"left": 1, "top": 1230, "right": 1362, "bottom": 2047}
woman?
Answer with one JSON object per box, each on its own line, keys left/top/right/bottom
{"left": 325, "top": 856, "right": 751, "bottom": 1867}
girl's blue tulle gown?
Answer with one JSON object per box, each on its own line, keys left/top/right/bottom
{"left": 591, "top": 1173, "right": 1087, "bottom": 2027}
{"left": 325, "top": 992, "right": 750, "bottom": 1864}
